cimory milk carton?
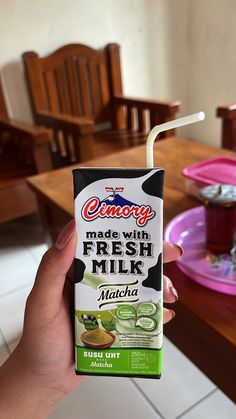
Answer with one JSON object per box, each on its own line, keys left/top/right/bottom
{"left": 73, "top": 168, "right": 164, "bottom": 378}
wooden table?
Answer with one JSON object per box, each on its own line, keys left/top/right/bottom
{"left": 28, "top": 137, "right": 236, "bottom": 402}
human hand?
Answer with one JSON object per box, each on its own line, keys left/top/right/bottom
{"left": 0, "top": 220, "right": 182, "bottom": 419}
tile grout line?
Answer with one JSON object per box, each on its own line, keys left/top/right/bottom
{"left": 0, "top": 328, "right": 11, "bottom": 356}
{"left": 22, "top": 245, "right": 41, "bottom": 264}
{"left": 6, "top": 338, "right": 21, "bottom": 354}
{"left": 18, "top": 234, "right": 47, "bottom": 264}
{"left": 130, "top": 378, "right": 165, "bottom": 419}
{"left": 174, "top": 388, "right": 218, "bottom": 419}
{"left": 0, "top": 282, "right": 33, "bottom": 300}
{"left": 0, "top": 221, "right": 38, "bottom": 300}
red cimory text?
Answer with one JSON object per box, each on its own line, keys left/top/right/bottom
{"left": 82, "top": 197, "right": 155, "bottom": 227}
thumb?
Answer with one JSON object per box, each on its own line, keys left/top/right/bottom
{"left": 28, "top": 219, "right": 76, "bottom": 316}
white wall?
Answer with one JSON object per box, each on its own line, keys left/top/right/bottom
{"left": 0, "top": 0, "right": 168, "bottom": 122}
{"left": 184, "top": 0, "right": 236, "bottom": 147}
{"left": 1, "top": 0, "right": 236, "bottom": 146}
{"left": 0, "top": 0, "right": 188, "bottom": 124}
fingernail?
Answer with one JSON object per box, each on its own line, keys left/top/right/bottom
{"left": 170, "top": 309, "right": 176, "bottom": 319}
{"left": 169, "top": 283, "right": 178, "bottom": 301}
{"left": 173, "top": 244, "right": 184, "bottom": 257}
{"left": 55, "top": 219, "right": 75, "bottom": 249}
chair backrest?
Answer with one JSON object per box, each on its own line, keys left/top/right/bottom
{"left": 22, "top": 43, "right": 123, "bottom": 127}
{"left": 0, "top": 78, "right": 8, "bottom": 119}
{"left": 217, "top": 105, "right": 236, "bottom": 151}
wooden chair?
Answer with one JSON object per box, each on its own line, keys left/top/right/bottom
{"left": 217, "top": 103, "right": 236, "bottom": 151}
{"left": 0, "top": 78, "right": 52, "bottom": 222}
{"left": 22, "top": 43, "right": 181, "bottom": 164}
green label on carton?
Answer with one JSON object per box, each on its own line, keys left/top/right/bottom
{"left": 76, "top": 347, "right": 162, "bottom": 376}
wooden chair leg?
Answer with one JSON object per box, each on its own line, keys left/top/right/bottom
{"left": 32, "top": 142, "right": 52, "bottom": 173}
{"left": 76, "top": 134, "right": 97, "bottom": 162}
{"left": 36, "top": 195, "right": 72, "bottom": 246}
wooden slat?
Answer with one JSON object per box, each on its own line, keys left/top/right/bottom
{"left": 44, "top": 71, "right": 60, "bottom": 113}
{"left": 98, "top": 63, "right": 110, "bottom": 107}
{"left": 67, "top": 134, "right": 76, "bottom": 161}
{"left": 127, "top": 106, "right": 136, "bottom": 131}
{"left": 106, "top": 44, "right": 124, "bottom": 129}
{"left": 65, "top": 58, "right": 81, "bottom": 116}
{"left": 50, "top": 127, "right": 59, "bottom": 153}
{"left": 127, "top": 106, "right": 132, "bottom": 130}
{"left": 47, "top": 128, "right": 57, "bottom": 152}
{"left": 49, "top": 128, "right": 74, "bottom": 168}
{"left": 137, "top": 108, "right": 147, "bottom": 133}
{"left": 57, "top": 129, "right": 67, "bottom": 156}
{"left": 77, "top": 58, "right": 91, "bottom": 115}
{"left": 42, "top": 73, "right": 51, "bottom": 111}
{"left": 88, "top": 61, "right": 101, "bottom": 115}
{"left": 150, "top": 109, "right": 160, "bottom": 128}
{"left": 145, "top": 109, "right": 151, "bottom": 133}
{"left": 106, "top": 44, "right": 123, "bottom": 97}
{"left": 23, "top": 52, "right": 49, "bottom": 116}
{"left": 63, "top": 131, "right": 74, "bottom": 163}
{"left": 55, "top": 64, "right": 71, "bottom": 113}
{"left": 150, "top": 109, "right": 176, "bottom": 138}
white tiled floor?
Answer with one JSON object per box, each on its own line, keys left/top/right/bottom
{"left": 133, "top": 338, "right": 215, "bottom": 419}
{"left": 49, "top": 377, "right": 162, "bottom": 419}
{"left": 0, "top": 214, "right": 235, "bottom": 418}
{"left": 0, "top": 285, "right": 31, "bottom": 351}
{"left": 0, "top": 232, "right": 38, "bottom": 297}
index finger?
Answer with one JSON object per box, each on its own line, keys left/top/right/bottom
{"left": 163, "top": 241, "right": 183, "bottom": 263}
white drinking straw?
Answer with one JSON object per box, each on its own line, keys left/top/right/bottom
{"left": 146, "top": 112, "right": 205, "bottom": 168}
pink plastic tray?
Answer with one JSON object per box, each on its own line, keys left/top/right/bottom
{"left": 165, "top": 206, "right": 236, "bottom": 295}
{"left": 182, "top": 157, "right": 236, "bottom": 184}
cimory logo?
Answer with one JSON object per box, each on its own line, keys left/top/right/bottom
{"left": 81, "top": 187, "right": 155, "bottom": 227}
